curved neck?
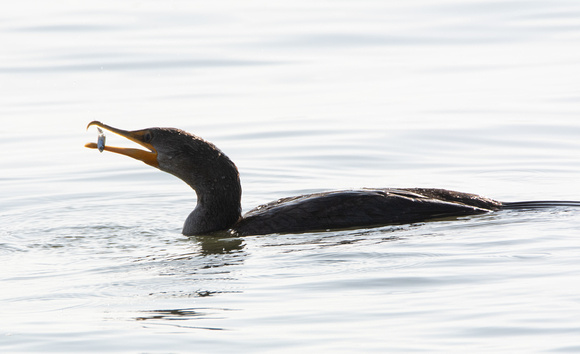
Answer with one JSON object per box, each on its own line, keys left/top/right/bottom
{"left": 180, "top": 166, "right": 242, "bottom": 236}
{"left": 155, "top": 133, "right": 243, "bottom": 236}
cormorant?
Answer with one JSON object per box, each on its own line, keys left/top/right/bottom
{"left": 85, "top": 121, "right": 580, "bottom": 236}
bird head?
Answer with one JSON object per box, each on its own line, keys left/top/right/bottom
{"left": 85, "top": 121, "right": 240, "bottom": 194}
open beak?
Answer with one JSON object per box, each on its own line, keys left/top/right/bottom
{"left": 85, "top": 121, "right": 159, "bottom": 168}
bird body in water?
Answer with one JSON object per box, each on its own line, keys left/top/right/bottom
{"left": 85, "top": 122, "right": 580, "bottom": 236}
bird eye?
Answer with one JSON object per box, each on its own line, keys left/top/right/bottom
{"left": 143, "top": 132, "right": 153, "bottom": 143}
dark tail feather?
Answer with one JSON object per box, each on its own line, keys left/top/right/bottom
{"left": 502, "top": 201, "right": 580, "bottom": 210}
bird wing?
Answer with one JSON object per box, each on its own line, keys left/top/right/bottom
{"left": 234, "top": 189, "right": 499, "bottom": 236}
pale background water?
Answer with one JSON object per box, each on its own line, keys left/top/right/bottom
{"left": 2, "top": 0, "right": 580, "bottom": 352}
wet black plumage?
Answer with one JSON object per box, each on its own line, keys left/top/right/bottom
{"left": 234, "top": 188, "right": 501, "bottom": 236}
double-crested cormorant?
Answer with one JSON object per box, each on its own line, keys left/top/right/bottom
{"left": 85, "top": 121, "right": 580, "bottom": 236}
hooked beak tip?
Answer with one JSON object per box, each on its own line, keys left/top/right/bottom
{"left": 86, "top": 120, "right": 103, "bottom": 131}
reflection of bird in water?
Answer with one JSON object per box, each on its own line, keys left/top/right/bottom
{"left": 197, "top": 236, "right": 245, "bottom": 255}
{"left": 86, "top": 121, "right": 580, "bottom": 236}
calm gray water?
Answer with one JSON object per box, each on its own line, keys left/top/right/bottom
{"left": 2, "top": 1, "right": 580, "bottom": 352}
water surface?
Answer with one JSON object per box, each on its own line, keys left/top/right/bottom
{"left": 2, "top": 1, "right": 580, "bottom": 352}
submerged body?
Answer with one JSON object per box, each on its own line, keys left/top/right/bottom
{"left": 234, "top": 188, "right": 501, "bottom": 236}
{"left": 85, "top": 122, "right": 580, "bottom": 236}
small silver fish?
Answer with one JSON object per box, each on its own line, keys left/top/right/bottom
{"left": 97, "top": 127, "right": 106, "bottom": 153}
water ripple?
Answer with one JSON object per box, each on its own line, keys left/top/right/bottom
{"left": 1, "top": 58, "right": 284, "bottom": 73}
